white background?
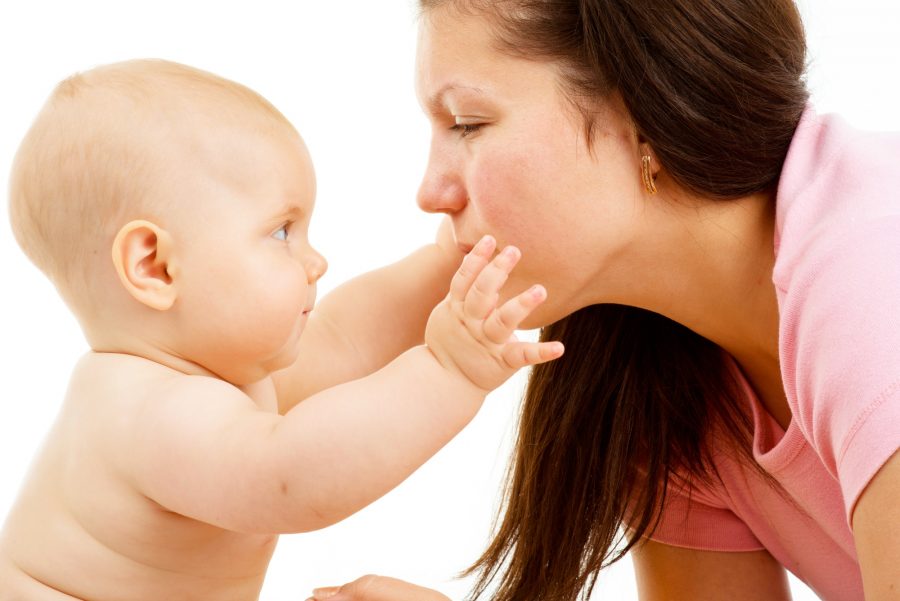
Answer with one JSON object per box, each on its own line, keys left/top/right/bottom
{"left": 1, "top": 1, "right": 898, "bottom": 599}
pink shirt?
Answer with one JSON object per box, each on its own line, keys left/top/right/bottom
{"left": 646, "top": 108, "right": 900, "bottom": 601}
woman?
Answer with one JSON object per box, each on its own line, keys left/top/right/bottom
{"left": 312, "top": 1, "right": 900, "bottom": 599}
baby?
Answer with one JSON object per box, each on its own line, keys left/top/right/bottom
{"left": 0, "top": 60, "right": 563, "bottom": 600}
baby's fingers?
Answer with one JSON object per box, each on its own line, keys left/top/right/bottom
{"left": 483, "top": 284, "right": 547, "bottom": 344}
{"left": 463, "top": 245, "right": 520, "bottom": 319}
{"left": 448, "top": 235, "right": 496, "bottom": 303}
{"left": 502, "top": 341, "right": 565, "bottom": 370}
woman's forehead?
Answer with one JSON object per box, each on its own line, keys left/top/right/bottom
{"left": 415, "top": 6, "right": 496, "bottom": 87}
{"left": 415, "top": 8, "right": 559, "bottom": 109}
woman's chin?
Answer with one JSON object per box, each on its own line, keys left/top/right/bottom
{"left": 519, "top": 304, "right": 563, "bottom": 331}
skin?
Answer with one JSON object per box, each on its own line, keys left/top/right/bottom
{"left": 0, "top": 64, "right": 564, "bottom": 600}
{"left": 414, "top": 4, "right": 789, "bottom": 429}
{"left": 103, "top": 123, "right": 329, "bottom": 386}
{"left": 312, "top": 5, "right": 900, "bottom": 601}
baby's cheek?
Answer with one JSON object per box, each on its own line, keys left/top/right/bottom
{"left": 265, "top": 271, "right": 306, "bottom": 318}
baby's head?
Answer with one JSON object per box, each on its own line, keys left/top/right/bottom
{"left": 9, "top": 59, "right": 327, "bottom": 384}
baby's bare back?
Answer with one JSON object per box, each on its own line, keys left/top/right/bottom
{"left": 0, "top": 354, "right": 279, "bottom": 600}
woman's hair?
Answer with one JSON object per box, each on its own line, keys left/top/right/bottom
{"left": 419, "top": 1, "right": 808, "bottom": 600}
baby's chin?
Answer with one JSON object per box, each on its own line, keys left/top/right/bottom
{"left": 267, "top": 323, "right": 309, "bottom": 370}
{"left": 212, "top": 341, "right": 305, "bottom": 388}
{"left": 258, "top": 343, "right": 302, "bottom": 378}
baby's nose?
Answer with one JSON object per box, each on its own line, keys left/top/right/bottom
{"left": 305, "top": 249, "right": 328, "bottom": 283}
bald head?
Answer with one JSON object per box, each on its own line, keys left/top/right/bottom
{"left": 8, "top": 59, "right": 297, "bottom": 310}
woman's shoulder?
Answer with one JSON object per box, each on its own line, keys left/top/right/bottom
{"left": 771, "top": 109, "right": 900, "bottom": 525}
{"left": 773, "top": 106, "right": 900, "bottom": 289}
{"left": 777, "top": 107, "right": 900, "bottom": 213}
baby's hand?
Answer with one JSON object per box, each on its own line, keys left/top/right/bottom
{"left": 425, "top": 235, "right": 564, "bottom": 393}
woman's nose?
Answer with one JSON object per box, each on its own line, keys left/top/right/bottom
{"left": 416, "top": 150, "right": 467, "bottom": 215}
{"left": 304, "top": 247, "right": 328, "bottom": 284}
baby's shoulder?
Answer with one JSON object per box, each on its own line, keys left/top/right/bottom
{"left": 63, "top": 355, "right": 263, "bottom": 472}
{"left": 68, "top": 352, "right": 255, "bottom": 420}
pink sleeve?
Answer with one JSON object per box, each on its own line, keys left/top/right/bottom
{"left": 637, "top": 476, "right": 764, "bottom": 552}
{"left": 779, "top": 217, "right": 900, "bottom": 523}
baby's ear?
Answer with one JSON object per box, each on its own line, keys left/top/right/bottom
{"left": 111, "top": 220, "right": 178, "bottom": 311}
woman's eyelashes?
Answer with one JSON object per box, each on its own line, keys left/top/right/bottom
{"left": 450, "top": 122, "right": 484, "bottom": 138}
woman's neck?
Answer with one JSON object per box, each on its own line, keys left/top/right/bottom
{"left": 610, "top": 188, "right": 789, "bottom": 427}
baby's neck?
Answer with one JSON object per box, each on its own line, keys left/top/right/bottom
{"left": 88, "top": 344, "right": 274, "bottom": 396}
{"left": 90, "top": 343, "right": 220, "bottom": 379}
{"left": 84, "top": 350, "right": 278, "bottom": 410}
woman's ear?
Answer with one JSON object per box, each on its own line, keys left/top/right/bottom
{"left": 111, "top": 220, "right": 178, "bottom": 311}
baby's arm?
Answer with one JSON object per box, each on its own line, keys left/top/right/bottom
{"left": 120, "top": 237, "right": 561, "bottom": 535}
{"left": 272, "top": 219, "right": 463, "bottom": 413}
{"left": 423, "top": 235, "right": 564, "bottom": 394}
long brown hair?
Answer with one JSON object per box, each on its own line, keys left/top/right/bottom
{"left": 419, "top": 1, "right": 808, "bottom": 599}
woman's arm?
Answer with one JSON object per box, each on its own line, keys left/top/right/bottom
{"left": 308, "top": 576, "right": 450, "bottom": 601}
{"left": 308, "top": 543, "right": 791, "bottom": 601}
{"left": 632, "top": 540, "right": 791, "bottom": 601}
{"left": 852, "top": 449, "right": 900, "bottom": 601}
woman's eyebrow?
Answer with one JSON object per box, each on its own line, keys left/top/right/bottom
{"left": 426, "top": 83, "right": 486, "bottom": 113}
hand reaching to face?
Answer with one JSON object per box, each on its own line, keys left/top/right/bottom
{"left": 307, "top": 575, "right": 451, "bottom": 601}
{"left": 425, "top": 235, "right": 564, "bottom": 393}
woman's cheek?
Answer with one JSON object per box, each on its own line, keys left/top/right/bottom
{"left": 470, "top": 152, "right": 535, "bottom": 229}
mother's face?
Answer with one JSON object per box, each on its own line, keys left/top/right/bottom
{"left": 415, "top": 6, "right": 649, "bottom": 328}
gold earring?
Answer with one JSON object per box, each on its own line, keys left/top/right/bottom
{"left": 641, "top": 155, "right": 658, "bottom": 195}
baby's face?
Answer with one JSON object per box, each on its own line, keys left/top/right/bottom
{"left": 162, "top": 123, "right": 327, "bottom": 384}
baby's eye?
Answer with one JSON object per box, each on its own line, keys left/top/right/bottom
{"left": 272, "top": 223, "right": 290, "bottom": 241}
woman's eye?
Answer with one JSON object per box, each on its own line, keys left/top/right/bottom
{"left": 450, "top": 123, "right": 483, "bottom": 138}
{"left": 272, "top": 223, "right": 290, "bottom": 241}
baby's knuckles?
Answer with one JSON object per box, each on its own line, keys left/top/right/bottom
{"left": 425, "top": 297, "right": 512, "bottom": 393}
